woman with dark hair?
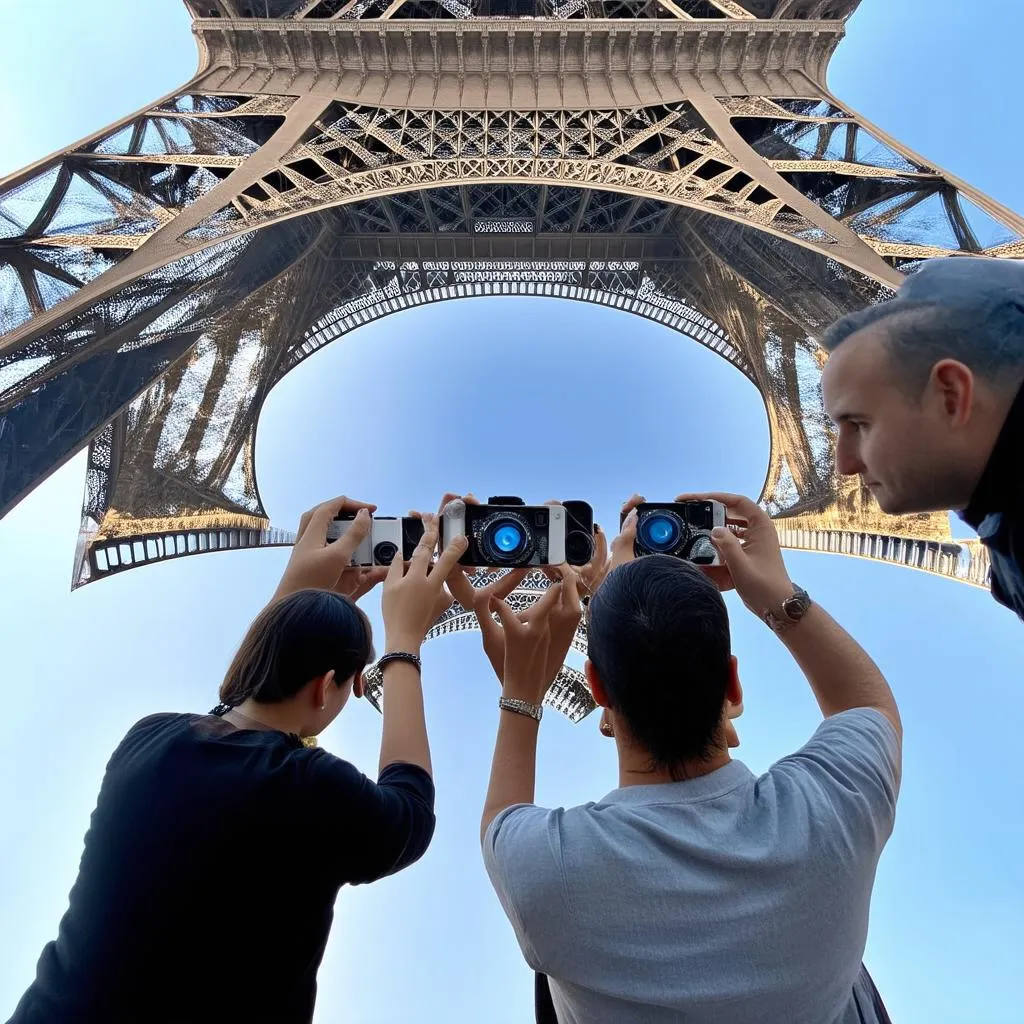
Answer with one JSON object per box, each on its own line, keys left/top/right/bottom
{"left": 7, "top": 496, "right": 466, "bottom": 1024}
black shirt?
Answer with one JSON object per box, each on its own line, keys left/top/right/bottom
{"left": 961, "top": 382, "right": 1024, "bottom": 622}
{"left": 7, "top": 713, "right": 435, "bottom": 1024}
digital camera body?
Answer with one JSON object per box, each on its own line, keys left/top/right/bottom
{"left": 326, "top": 514, "right": 425, "bottom": 567}
{"left": 563, "top": 499, "right": 596, "bottom": 566}
{"left": 624, "top": 500, "right": 727, "bottom": 566}
{"left": 442, "top": 496, "right": 574, "bottom": 568}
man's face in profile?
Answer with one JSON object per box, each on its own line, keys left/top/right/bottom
{"left": 821, "top": 323, "right": 958, "bottom": 516}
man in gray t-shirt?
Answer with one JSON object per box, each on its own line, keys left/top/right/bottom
{"left": 477, "top": 492, "right": 901, "bottom": 1024}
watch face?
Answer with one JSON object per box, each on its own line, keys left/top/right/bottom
{"left": 783, "top": 591, "right": 807, "bottom": 619}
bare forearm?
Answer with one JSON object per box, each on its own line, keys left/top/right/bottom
{"left": 378, "top": 652, "right": 432, "bottom": 776}
{"left": 480, "top": 708, "right": 540, "bottom": 842}
{"left": 780, "top": 603, "right": 901, "bottom": 735}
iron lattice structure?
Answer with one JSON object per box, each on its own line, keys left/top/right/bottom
{"left": 2, "top": 0, "right": 1021, "bottom": 719}
{"left": 362, "top": 569, "right": 595, "bottom": 718}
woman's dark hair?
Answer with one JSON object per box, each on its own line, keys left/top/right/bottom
{"left": 587, "top": 555, "right": 732, "bottom": 780}
{"left": 216, "top": 589, "right": 375, "bottom": 709}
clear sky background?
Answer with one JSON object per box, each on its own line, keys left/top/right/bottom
{"left": 1, "top": 2, "right": 1023, "bottom": 1022}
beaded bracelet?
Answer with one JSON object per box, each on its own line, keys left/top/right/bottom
{"left": 377, "top": 651, "right": 422, "bottom": 674}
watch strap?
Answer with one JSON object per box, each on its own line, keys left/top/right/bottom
{"left": 499, "top": 697, "right": 544, "bottom": 722}
{"left": 378, "top": 651, "right": 422, "bottom": 674}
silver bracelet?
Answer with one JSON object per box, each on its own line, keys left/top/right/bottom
{"left": 499, "top": 697, "right": 543, "bottom": 722}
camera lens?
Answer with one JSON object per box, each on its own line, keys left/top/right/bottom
{"left": 565, "top": 530, "right": 594, "bottom": 565}
{"left": 373, "top": 541, "right": 399, "bottom": 565}
{"left": 638, "top": 512, "right": 685, "bottom": 554}
{"left": 480, "top": 514, "right": 533, "bottom": 565}
{"left": 493, "top": 523, "right": 524, "bottom": 554}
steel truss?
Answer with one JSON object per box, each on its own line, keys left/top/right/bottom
{"left": 0, "top": 1, "right": 1017, "bottom": 717}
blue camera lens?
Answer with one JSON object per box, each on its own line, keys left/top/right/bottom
{"left": 480, "top": 514, "right": 533, "bottom": 565}
{"left": 638, "top": 512, "right": 681, "bottom": 553}
{"left": 493, "top": 523, "right": 524, "bottom": 554}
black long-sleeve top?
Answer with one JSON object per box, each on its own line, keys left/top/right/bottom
{"left": 7, "top": 712, "right": 435, "bottom": 1024}
{"left": 961, "top": 382, "right": 1024, "bottom": 622}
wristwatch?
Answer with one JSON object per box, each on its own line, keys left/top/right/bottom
{"left": 763, "top": 585, "right": 812, "bottom": 634}
{"left": 499, "top": 697, "right": 544, "bottom": 722}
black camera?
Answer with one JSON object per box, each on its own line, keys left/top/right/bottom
{"left": 442, "top": 495, "right": 570, "bottom": 568}
{"left": 624, "top": 501, "right": 726, "bottom": 565}
{"left": 563, "top": 499, "right": 595, "bottom": 566}
{"left": 326, "top": 515, "right": 425, "bottom": 566}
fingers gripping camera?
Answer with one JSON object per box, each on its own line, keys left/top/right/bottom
{"left": 326, "top": 515, "right": 426, "bottom": 567}
{"left": 626, "top": 501, "right": 727, "bottom": 565}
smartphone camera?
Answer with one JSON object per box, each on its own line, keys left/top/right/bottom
{"left": 372, "top": 541, "right": 399, "bottom": 566}
{"left": 443, "top": 496, "right": 568, "bottom": 567}
{"left": 326, "top": 515, "right": 425, "bottom": 567}
{"left": 626, "top": 501, "right": 725, "bottom": 565}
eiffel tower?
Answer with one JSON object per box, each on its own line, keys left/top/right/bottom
{"left": 2, "top": 0, "right": 1021, "bottom": 719}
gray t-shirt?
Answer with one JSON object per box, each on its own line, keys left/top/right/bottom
{"left": 483, "top": 708, "right": 901, "bottom": 1024}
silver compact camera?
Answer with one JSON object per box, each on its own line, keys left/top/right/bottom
{"left": 625, "top": 500, "right": 727, "bottom": 566}
{"left": 442, "top": 496, "right": 570, "bottom": 568}
{"left": 326, "top": 514, "right": 425, "bottom": 567}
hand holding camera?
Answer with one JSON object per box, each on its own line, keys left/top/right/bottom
{"left": 570, "top": 520, "right": 608, "bottom": 599}
{"left": 274, "top": 496, "right": 385, "bottom": 602}
{"left": 491, "top": 566, "right": 582, "bottom": 706}
{"left": 609, "top": 493, "right": 644, "bottom": 572}
{"left": 381, "top": 514, "right": 468, "bottom": 652}
{"left": 442, "top": 493, "right": 596, "bottom": 686}
{"left": 447, "top": 563, "right": 530, "bottom": 684}
{"left": 680, "top": 491, "right": 795, "bottom": 619}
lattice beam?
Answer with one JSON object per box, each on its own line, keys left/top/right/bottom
{"left": 182, "top": 0, "right": 862, "bottom": 16}
{"left": 1, "top": 4, "right": 1020, "bottom": 605}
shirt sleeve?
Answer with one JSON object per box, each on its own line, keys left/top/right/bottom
{"left": 300, "top": 753, "right": 436, "bottom": 886}
{"left": 481, "top": 804, "right": 569, "bottom": 972}
{"left": 990, "top": 568, "right": 1011, "bottom": 610}
{"left": 989, "top": 537, "right": 1024, "bottom": 618}
{"left": 770, "top": 708, "right": 902, "bottom": 861}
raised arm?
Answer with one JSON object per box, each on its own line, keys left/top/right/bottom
{"left": 480, "top": 567, "right": 582, "bottom": 842}
{"left": 688, "top": 492, "right": 901, "bottom": 737}
{"left": 378, "top": 515, "right": 467, "bottom": 776}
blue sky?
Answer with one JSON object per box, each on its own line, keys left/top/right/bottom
{"left": 1, "top": 2, "right": 1023, "bottom": 1022}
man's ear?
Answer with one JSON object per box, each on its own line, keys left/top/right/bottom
{"left": 931, "top": 359, "right": 975, "bottom": 427}
{"left": 585, "top": 659, "right": 612, "bottom": 709}
{"left": 353, "top": 670, "right": 365, "bottom": 700}
{"left": 725, "top": 656, "right": 743, "bottom": 717}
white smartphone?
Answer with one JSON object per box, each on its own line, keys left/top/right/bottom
{"left": 326, "top": 515, "right": 426, "bottom": 567}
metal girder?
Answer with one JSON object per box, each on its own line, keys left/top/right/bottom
{"left": 0, "top": 4, "right": 1020, "bottom": 723}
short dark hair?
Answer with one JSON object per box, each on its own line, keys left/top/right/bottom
{"left": 587, "top": 556, "right": 732, "bottom": 779}
{"left": 219, "top": 589, "right": 374, "bottom": 707}
{"left": 824, "top": 296, "right": 1024, "bottom": 395}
